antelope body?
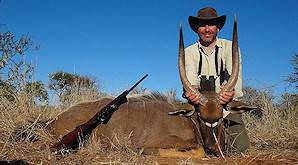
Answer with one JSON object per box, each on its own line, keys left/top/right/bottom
{"left": 48, "top": 94, "right": 205, "bottom": 157}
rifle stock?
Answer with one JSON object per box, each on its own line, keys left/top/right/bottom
{"left": 50, "top": 74, "right": 148, "bottom": 152}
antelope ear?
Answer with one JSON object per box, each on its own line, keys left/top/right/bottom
{"left": 168, "top": 109, "right": 195, "bottom": 117}
{"left": 169, "top": 102, "right": 196, "bottom": 116}
{"left": 226, "top": 101, "right": 259, "bottom": 114}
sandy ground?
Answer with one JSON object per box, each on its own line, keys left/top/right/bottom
{"left": 154, "top": 154, "right": 298, "bottom": 165}
{"left": 1, "top": 151, "right": 297, "bottom": 164}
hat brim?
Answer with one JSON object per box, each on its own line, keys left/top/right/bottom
{"left": 188, "top": 15, "right": 226, "bottom": 33}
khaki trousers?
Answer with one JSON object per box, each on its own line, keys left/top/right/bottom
{"left": 224, "top": 113, "right": 250, "bottom": 153}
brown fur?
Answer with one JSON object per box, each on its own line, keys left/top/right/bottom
{"left": 197, "top": 91, "right": 226, "bottom": 155}
{"left": 199, "top": 117, "right": 225, "bottom": 154}
{"left": 198, "top": 92, "right": 256, "bottom": 155}
{"left": 48, "top": 93, "right": 201, "bottom": 153}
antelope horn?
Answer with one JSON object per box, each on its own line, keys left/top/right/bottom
{"left": 178, "top": 25, "right": 207, "bottom": 105}
{"left": 222, "top": 16, "right": 240, "bottom": 92}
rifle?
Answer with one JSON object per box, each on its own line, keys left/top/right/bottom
{"left": 50, "top": 74, "right": 148, "bottom": 152}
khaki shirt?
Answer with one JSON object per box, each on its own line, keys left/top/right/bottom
{"left": 185, "top": 38, "right": 243, "bottom": 100}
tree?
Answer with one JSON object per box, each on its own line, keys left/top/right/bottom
{"left": 287, "top": 54, "right": 298, "bottom": 89}
{"left": 49, "top": 71, "right": 99, "bottom": 104}
{"left": 0, "top": 80, "right": 17, "bottom": 102}
{"left": 0, "top": 31, "right": 47, "bottom": 104}
{"left": 49, "top": 71, "right": 77, "bottom": 98}
{"left": 24, "top": 81, "right": 48, "bottom": 102}
{"left": 0, "top": 32, "right": 34, "bottom": 80}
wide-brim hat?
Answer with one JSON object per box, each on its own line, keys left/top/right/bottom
{"left": 188, "top": 7, "right": 226, "bottom": 33}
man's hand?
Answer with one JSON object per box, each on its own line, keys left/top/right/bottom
{"left": 184, "top": 85, "right": 235, "bottom": 105}
{"left": 184, "top": 91, "right": 201, "bottom": 105}
{"left": 219, "top": 85, "right": 234, "bottom": 104}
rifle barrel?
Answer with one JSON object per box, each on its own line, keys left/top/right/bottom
{"left": 127, "top": 74, "right": 148, "bottom": 92}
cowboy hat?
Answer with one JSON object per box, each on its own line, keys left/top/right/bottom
{"left": 188, "top": 7, "right": 226, "bottom": 33}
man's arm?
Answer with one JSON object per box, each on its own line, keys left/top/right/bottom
{"left": 183, "top": 44, "right": 202, "bottom": 104}
{"left": 184, "top": 44, "right": 200, "bottom": 86}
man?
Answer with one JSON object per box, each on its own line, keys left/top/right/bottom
{"left": 183, "top": 7, "right": 250, "bottom": 152}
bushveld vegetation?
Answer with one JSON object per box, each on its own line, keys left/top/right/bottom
{"left": 0, "top": 33, "right": 297, "bottom": 164}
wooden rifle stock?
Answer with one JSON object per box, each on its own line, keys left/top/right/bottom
{"left": 50, "top": 74, "right": 148, "bottom": 152}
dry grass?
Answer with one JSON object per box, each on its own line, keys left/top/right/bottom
{"left": 50, "top": 131, "right": 155, "bottom": 165}
{"left": 0, "top": 87, "right": 297, "bottom": 164}
{"left": 0, "top": 89, "right": 155, "bottom": 164}
{"left": 57, "top": 84, "right": 103, "bottom": 109}
{"left": 243, "top": 90, "right": 298, "bottom": 152}
{"left": 0, "top": 90, "right": 58, "bottom": 163}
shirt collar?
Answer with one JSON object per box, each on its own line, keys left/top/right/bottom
{"left": 197, "top": 37, "right": 223, "bottom": 49}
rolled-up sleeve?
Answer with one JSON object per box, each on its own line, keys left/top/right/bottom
{"left": 185, "top": 44, "right": 200, "bottom": 86}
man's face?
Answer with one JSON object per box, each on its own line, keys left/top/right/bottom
{"left": 197, "top": 23, "right": 219, "bottom": 43}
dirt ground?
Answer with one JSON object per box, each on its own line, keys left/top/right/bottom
{"left": 1, "top": 149, "right": 297, "bottom": 164}
{"left": 55, "top": 149, "right": 298, "bottom": 165}
{"left": 154, "top": 154, "right": 298, "bottom": 165}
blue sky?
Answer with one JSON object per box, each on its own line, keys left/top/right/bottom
{"left": 0, "top": 0, "right": 297, "bottom": 97}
